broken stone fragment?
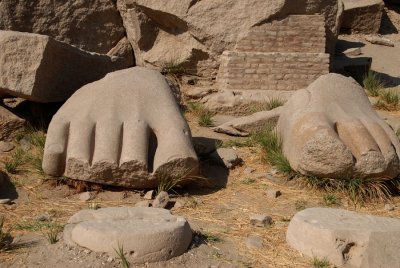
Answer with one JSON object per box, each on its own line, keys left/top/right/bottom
{"left": 152, "top": 191, "right": 169, "bottom": 209}
{"left": 0, "top": 30, "right": 131, "bottom": 103}
{"left": 210, "top": 148, "right": 242, "bottom": 169}
{"left": 287, "top": 208, "right": 400, "bottom": 268}
{"left": 250, "top": 214, "right": 272, "bottom": 227}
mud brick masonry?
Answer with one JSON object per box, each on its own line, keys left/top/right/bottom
{"left": 216, "top": 15, "right": 330, "bottom": 91}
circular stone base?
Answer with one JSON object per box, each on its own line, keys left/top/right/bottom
{"left": 63, "top": 207, "right": 192, "bottom": 264}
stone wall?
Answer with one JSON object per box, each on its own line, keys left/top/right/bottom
{"left": 217, "top": 51, "right": 330, "bottom": 91}
{"left": 217, "top": 15, "right": 330, "bottom": 91}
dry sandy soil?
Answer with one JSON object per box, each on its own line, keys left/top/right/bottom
{"left": 1, "top": 4, "right": 400, "bottom": 268}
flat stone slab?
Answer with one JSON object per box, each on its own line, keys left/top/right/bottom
{"left": 287, "top": 208, "right": 400, "bottom": 268}
{"left": 64, "top": 207, "right": 192, "bottom": 264}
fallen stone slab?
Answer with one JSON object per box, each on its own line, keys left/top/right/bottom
{"left": 64, "top": 207, "right": 192, "bottom": 264}
{"left": 287, "top": 208, "right": 400, "bottom": 268}
{"left": 0, "top": 31, "right": 130, "bottom": 103}
{"left": 0, "top": 106, "right": 25, "bottom": 141}
{"left": 278, "top": 73, "right": 400, "bottom": 179}
{"left": 42, "top": 67, "right": 199, "bottom": 189}
{"left": 341, "top": 0, "right": 384, "bottom": 34}
{"left": 365, "top": 35, "right": 395, "bottom": 47}
{"left": 213, "top": 107, "right": 282, "bottom": 136}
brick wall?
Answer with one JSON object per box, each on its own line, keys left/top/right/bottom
{"left": 217, "top": 51, "right": 329, "bottom": 91}
{"left": 236, "top": 15, "right": 326, "bottom": 53}
{"left": 217, "top": 15, "right": 330, "bottom": 91}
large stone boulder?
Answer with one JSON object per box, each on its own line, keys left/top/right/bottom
{"left": 117, "top": 0, "right": 343, "bottom": 77}
{"left": 42, "top": 67, "right": 198, "bottom": 189}
{"left": 0, "top": 0, "right": 126, "bottom": 54}
{"left": 64, "top": 207, "right": 192, "bottom": 264}
{"left": 0, "top": 31, "right": 131, "bottom": 103}
{"left": 287, "top": 208, "right": 400, "bottom": 268}
{"left": 341, "top": 0, "right": 384, "bottom": 34}
{"left": 277, "top": 73, "right": 400, "bottom": 179}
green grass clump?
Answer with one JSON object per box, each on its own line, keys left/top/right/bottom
{"left": 252, "top": 124, "right": 293, "bottom": 176}
{"left": 43, "top": 225, "right": 61, "bottom": 244}
{"left": 363, "top": 71, "right": 383, "bottom": 97}
{"left": 323, "top": 194, "right": 339, "bottom": 206}
{"left": 247, "top": 97, "right": 286, "bottom": 114}
{"left": 0, "top": 217, "right": 13, "bottom": 251}
{"left": 4, "top": 149, "right": 27, "bottom": 174}
{"left": 114, "top": 242, "right": 130, "bottom": 268}
{"left": 198, "top": 109, "right": 215, "bottom": 127}
{"left": 312, "top": 257, "right": 330, "bottom": 268}
{"left": 381, "top": 90, "right": 399, "bottom": 106}
{"left": 162, "top": 59, "right": 185, "bottom": 75}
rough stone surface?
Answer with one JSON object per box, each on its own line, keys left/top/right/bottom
{"left": 42, "top": 67, "right": 199, "bottom": 189}
{"left": 287, "top": 208, "right": 400, "bottom": 268}
{"left": 0, "top": 106, "right": 25, "bottom": 141}
{"left": 341, "top": 0, "right": 384, "bottom": 34}
{"left": 366, "top": 35, "right": 395, "bottom": 47}
{"left": 0, "top": 0, "right": 126, "bottom": 54}
{"left": 210, "top": 148, "right": 241, "bottom": 169}
{"left": 152, "top": 191, "right": 169, "bottom": 209}
{"left": 117, "top": 0, "right": 342, "bottom": 77}
{"left": 135, "top": 200, "right": 151, "bottom": 207}
{"left": 277, "top": 73, "right": 400, "bottom": 179}
{"left": 213, "top": 107, "right": 282, "bottom": 136}
{"left": 0, "top": 141, "right": 14, "bottom": 152}
{"left": 250, "top": 215, "right": 272, "bottom": 227}
{"left": 79, "top": 192, "right": 93, "bottom": 202}
{"left": 0, "top": 31, "right": 131, "bottom": 103}
{"left": 64, "top": 207, "right": 192, "bottom": 264}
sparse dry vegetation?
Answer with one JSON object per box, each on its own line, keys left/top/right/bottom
{"left": 363, "top": 70, "right": 383, "bottom": 97}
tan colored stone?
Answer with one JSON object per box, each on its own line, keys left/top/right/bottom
{"left": 64, "top": 207, "right": 192, "bottom": 264}
{"left": 277, "top": 73, "right": 400, "bottom": 179}
{"left": 341, "top": 0, "right": 384, "bottom": 34}
{"left": 287, "top": 208, "right": 400, "bottom": 268}
{"left": 0, "top": 31, "right": 130, "bottom": 103}
{"left": 117, "top": 0, "right": 342, "bottom": 76}
{"left": 0, "top": 0, "right": 125, "bottom": 54}
{"left": 0, "top": 106, "right": 25, "bottom": 141}
{"left": 42, "top": 67, "right": 198, "bottom": 189}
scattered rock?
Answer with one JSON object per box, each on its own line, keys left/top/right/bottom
{"left": 172, "top": 200, "right": 186, "bottom": 210}
{"left": 64, "top": 207, "right": 192, "bottom": 263}
{"left": 185, "top": 87, "right": 215, "bottom": 99}
{"left": 265, "top": 189, "right": 282, "bottom": 199}
{"left": 278, "top": 73, "right": 400, "bottom": 179}
{"left": 2, "top": 98, "right": 25, "bottom": 109}
{"left": 192, "top": 137, "right": 218, "bottom": 156}
{"left": 143, "top": 190, "right": 155, "bottom": 200}
{"left": 0, "top": 105, "right": 25, "bottom": 141}
{"left": 210, "top": 148, "right": 242, "bottom": 169}
{"left": 135, "top": 200, "right": 151, "bottom": 208}
{"left": 0, "top": 199, "right": 11, "bottom": 204}
{"left": 213, "top": 107, "right": 283, "bottom": 136}
{"left": 36, "top": 213, "right": 51, "bottom": 222}
{"left": 365, "top": 35, "right": 395, "bottom": 47}
{"left": 0, "top": 30, "right": 131, "bottom": 103}
{"left": 341, "top": 0, "right": 384, "bottom": 34}
{"left": 250, "top": 215, "right": 272, "bottom": 227}
{"left": 0, "top": 141, "right": 14, "bottom": 152}
{"left": 0, "top": 0, "right": 126, "bottom": 54}
{"left": 79, "top": 192, "right": 94, "bottom": 202}
{"left": 287, "top": 208, "right": 400, "bottom": 268}
{"left": 341, "top": 47, "right": 362, "bottom": 57}
{"left": 384, "top": 204, "right": 395, "bottom": 211}
{"left": 152, "top": 191, "right": 169, "bottom": 209}
{"left": 19, "top": 138, "right": 31, "bottom": 152}
{"left": 245, "top": 235, "right": 264, "bottom": 249}
{"left": 42, "top": 67, "right": 199, "bottom": 188}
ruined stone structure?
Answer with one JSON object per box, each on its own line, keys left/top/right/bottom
{"left": 216, "top": 15, "right": 330, "bottom": 91}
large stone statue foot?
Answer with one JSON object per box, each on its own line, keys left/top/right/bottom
{"left": 278, "top": 73, "right": 400, "bottom": 179}
{"left": 43, "top": 67, "right": 198, "bottom": 188}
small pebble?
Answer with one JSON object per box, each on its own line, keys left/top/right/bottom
{"left": 0, "top": 141, "right": 15, "bottom": 152}
{"left": 384, "top": 204, "right": 395, "bottom": 211}
{"left": 79, "top": 191, "right": 93, "bottom": 201}
{"left": 250, "top": 214, "right": 272, "bottom": 227}
{"left": 266, "top": 189, "right": 282, "bottom": 199}
{"left": 19, "top": 137, "right": 31, "bottom": 151}
{"left": 143, "top": 190, "right": 155, "bottom": 200}
{"left": 0, "top": 199, "right": 11, "bottom": 204}
{"left": 36, "top": 213, "right": 51, "bottom": 221}
{"left": 245, "top": 235, "right": 263, "bottom": 248}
